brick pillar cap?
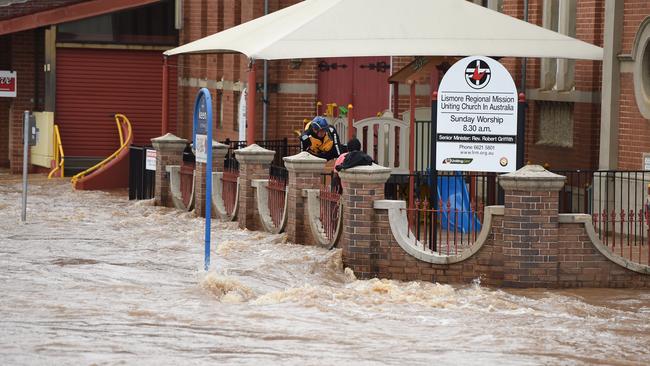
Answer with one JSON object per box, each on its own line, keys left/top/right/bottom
{"left": 151, "top": 133, "right": 188, "bottom": 152}
{"left": 499, "top": 164, "right": 566, "bottom": 192}
{"left": 339, "top": 163, "right": 392, "bottom": 184}
{"left": 234, "top": 143, "right": 275, "bottom": 164}
{"left": 214, "top": 141, "right": 229, "bottom": 158}
{"left": 283, "top": 151, "right": 327, "bottom": 173}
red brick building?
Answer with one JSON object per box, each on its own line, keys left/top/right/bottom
{"left": 1, "top": 0, "right": 649, "bottom": 174}
{"left": 0, "top": 0, "right": 179, "bottom": 173}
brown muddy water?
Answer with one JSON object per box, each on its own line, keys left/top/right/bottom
{"left": 1, "top": 170, "right": 650, "bottom": 365}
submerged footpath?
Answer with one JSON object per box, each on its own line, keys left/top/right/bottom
{"left": 1, "top": 171, "right": 650, "bottom": 365}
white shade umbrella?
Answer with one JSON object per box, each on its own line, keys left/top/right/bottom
{"left": 164, "top": 0, "right": 603, "bottom": 60}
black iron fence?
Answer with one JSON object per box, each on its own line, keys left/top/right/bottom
{"left": 394, "top": 169, "right": 649, "bottom": 261}
{"left": 552, "top": 170, "right": 650, "bottom": 265}
{"left": 385, "top": 171, "right": 503, "bottom": 206}
{"left": 551, "top": 170, "right": 649, "bottom": 214}
{"left": 128, "top": 145, "right": 156, "bottom": 200}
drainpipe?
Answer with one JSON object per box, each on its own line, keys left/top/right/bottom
{"left": 262, "top": 0, "right": 269, "bottom": 140}
{"left": 521, "top": 0, "right": 529, "bottom": 92}
{"left": 388, "top": 56, "right": 393, "bottom": 112}
{"left": 162, "top": 55, "right": 169, "bottom": 135}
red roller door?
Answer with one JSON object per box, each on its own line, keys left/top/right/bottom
{"left": 56, "top": 48, "right": 177, "bottom": 157}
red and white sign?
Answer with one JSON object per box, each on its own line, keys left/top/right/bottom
{"left": 0, "top": 71, "right": 17, "bottom": 98}
{"left": 145, "top": 149, "right": 157, "bottom": 171}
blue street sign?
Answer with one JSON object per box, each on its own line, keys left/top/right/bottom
{"left": 193, "top": 88, "right": 213, "bottom": 271}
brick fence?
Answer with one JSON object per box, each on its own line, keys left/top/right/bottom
{"left": 336, "top": 164, "right": 650, "bottom": 288}
{"left": 151, "top": 145, "right": 650, "bottom": 288}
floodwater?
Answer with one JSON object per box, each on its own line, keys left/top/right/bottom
{"left": 1, "top": 170, "right": 650, "bottom": 366}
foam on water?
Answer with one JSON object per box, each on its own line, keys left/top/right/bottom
{"left": 200, "top": 272, "right": 256, "bottom": 303}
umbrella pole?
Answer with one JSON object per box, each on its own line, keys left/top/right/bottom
{"left": 408, "top": 81, "right": 416, "bottom": 212}
{"left": 246, "top": 59, "right": 257, "bottom": 145}
{"left": 392, "top": 82, "right": 399, "bottom": 115}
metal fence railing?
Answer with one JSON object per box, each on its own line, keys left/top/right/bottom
{"left": 398, "top": 172, "right": 500, "bottom": 255}
{"left": 268, "top": 175, "right": 288, "bottom": 228}
{"left": 553, "top": 170, "right": 650, "bottom": 214}
{"left": 385, "top": 171, "right": 503, "bottom": 207}
{"left": 320, "top": 184, "right": 342, "bottom": 245}
{"left": 405, "top": 198, "right": 483, "bottom": 254}
{"left": 553, "top": 170, "right": 650, "bottom": 265}
{"left": 222, "top": 166, "right": 239, "bottom": 217}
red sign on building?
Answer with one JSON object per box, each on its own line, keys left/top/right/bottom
{"left": 0, "top": 71, "right": 17, "bottom": 97}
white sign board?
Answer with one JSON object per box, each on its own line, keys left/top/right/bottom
{"left": 145, "top": 149, "right": 156, "bottom": 171}
{"left": 644, "top": 153, "right": 650, "bottom": 170}
{"left": 436, "top": 56, "right": 518, "bottom": 173}
{"left": 195, "top": 134, "right": 207, "bottom": 163}
{"left": 0, "top": 71, "right": 17, "bottom": 98}
{"left": 238, "top": 88, "right": 247, "bottom": 142}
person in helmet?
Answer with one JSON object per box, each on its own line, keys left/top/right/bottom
{"left": 300, "top": 116, "right": 344, "bottom": 161}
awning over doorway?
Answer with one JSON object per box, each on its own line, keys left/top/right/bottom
{"left": 164, "top": 0, "right": 603, "bottom": 61}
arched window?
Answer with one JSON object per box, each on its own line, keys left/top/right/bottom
{"left": 633, "top": 17, "right": 650, "bottom": 119}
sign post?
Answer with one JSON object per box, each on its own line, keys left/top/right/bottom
{"left": 193, "top": 88, "right": 214, "bottom": 271}
{"left": 21, "top": 111, "right": 37, "bottom": 222}
{"left": 436, "top": 56, "right": 518, "bottom": 173}
{"left": 21, "top": 111, "right": 29, "bottom": 222}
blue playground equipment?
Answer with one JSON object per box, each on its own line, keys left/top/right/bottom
{"left": 428, "top": 170, "right": 482, "bottom": 234}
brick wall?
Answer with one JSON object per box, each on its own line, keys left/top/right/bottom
{"left": 372, "top": 211, "right": 506, "bottom": 285}
{"left": 0, "top": 35, "right": 10, "bottom": 167}
{"left": 9, "top": 30, "right": 37, "bottom": 173}
{"left": 365, "top": 204, "right": 650, "bottom": 288}
{"left": 617, "top": 1, "right": 650, "bottom": 170}
{"left": 621, "top": 1, "right": 650, "bottom": 54}
{"left": 176, "top": 0, "right": 313, "bottom": 145}
{"left": 236, "top": 157, "right": 272, "bottom": 231}
{"left": 525, "top": 101, "right": 602, "bottom": 169}
{"left": 498, "top": 0, "right": 604, "bottom": 170}
{"left": 558, "top": 223, "right": 650, "bottom": 287}
{"left": 153, "top": 147, "right": 184, "bottom": 208}
{"left": 341, "top": 180, "right": 387, "bottom": 279}
{"left": 285, "top": 170, "right": 321, "bottom": 246}
{"left": 618, "top": 73, "right": 650, "bottom": 170}
{"left": 502, "top": 190, "right": 559, "bottom": 287}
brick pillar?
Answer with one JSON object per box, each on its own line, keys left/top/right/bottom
{"left": 339, "top": 164, "right": 392, "bottom": 279}
{"left": 283, "top": 152, "right": 327, "bottom": 245}
{"left": 151, "top": 133, "right": 188, "bottom": 208}
{"left": 195, "top": 141, "right": 230, "bottom": 217}
{"left": 214, "top": 142, "right": 229, "bottom": 173}
{"left": 499, "top": 165, "right": 566, "bottom": 287}
{"left": 234, "top": 144, "right": 275, "bottom": 231}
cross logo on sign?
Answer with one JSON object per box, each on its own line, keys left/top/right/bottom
{"left": 465, "top": 59, "right": 491, "bottom": 89}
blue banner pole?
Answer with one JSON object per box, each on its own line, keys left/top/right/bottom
{"left": 193, "top": 88, "right": 214, "bottom": 271}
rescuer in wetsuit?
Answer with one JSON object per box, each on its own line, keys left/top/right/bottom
{"left": 300, "top": 116, "right": 344, "bottom": 161}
